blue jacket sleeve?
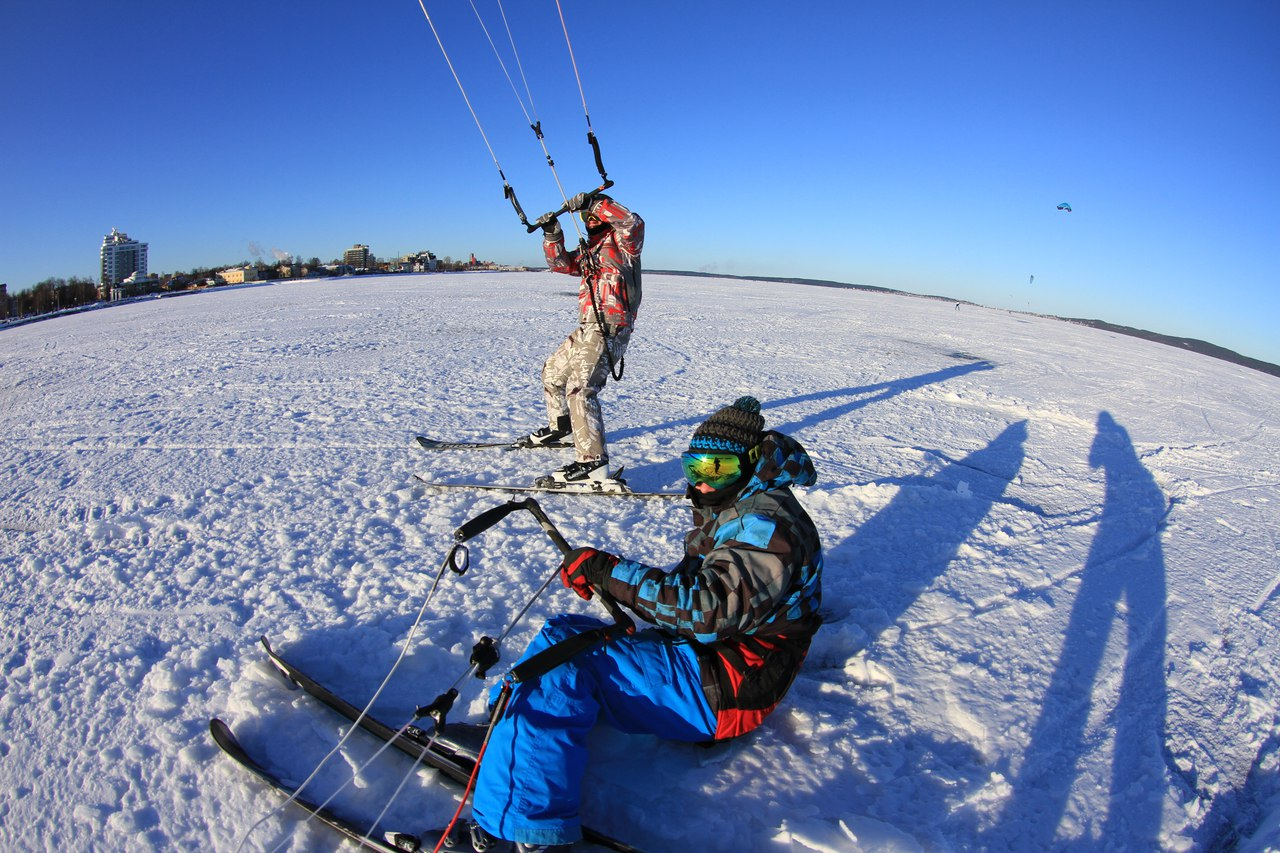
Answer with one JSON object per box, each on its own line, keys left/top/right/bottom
{"left": 601, "top": 512, "right": 800, "bottom": 644}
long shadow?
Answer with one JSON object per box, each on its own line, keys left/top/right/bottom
{"left": 1201, "top": 729, "right": 1280, "bottom": 850}
{"left": 791, "top": 421, "right": 1026, "bottom": 846}
{"left": 612, "top": 360, "right": 996, "bottom": 489}
{"left": 608, "top": 361, "right": 996, "bottom": 444}
{"left": 821, "top": 419, "right": 1028, "bottom": 633}
{"left": 995, "top": 411, "right": 1170, "bottom": 850}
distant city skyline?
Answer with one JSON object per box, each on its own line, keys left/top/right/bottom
{"left": 5, "top": 220, "right": 1279, "bottom": 374}
{"left": 2, "top": 2, "right": 1277, "bottom": 364}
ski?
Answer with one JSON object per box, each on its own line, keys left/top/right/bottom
{"left": 259, "top": 636, "right": 477, "bottom": 784}
{"left": 417, "top": 465, "right": 682, "bottom": 500}
{"left": 414, "top": 473, "right": 684, "bottom": 500}
{"left": 416, "top": 435, "right": 571, "bottom": 451}
{"left": 209, "top": 718, "right": 402, "bottom": 852}
{"left": 258, "top": 637, "right": 644, "bottom": 853}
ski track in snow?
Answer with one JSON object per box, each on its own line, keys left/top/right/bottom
{"left": 1, "top": 272, "right": 1278, "bottom": 852}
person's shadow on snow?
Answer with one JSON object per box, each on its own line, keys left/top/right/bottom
{"left": 819, "top": 418, "right": 1028, "bottom": 636}
{"left": 994, "top": 410, "right": 1172, "bottom": 850}
{"left": 787, "top": 420, "right": 1027, "bottom": 843}
{"left": 613, "top": 360, "right": 997, "bottom": 489}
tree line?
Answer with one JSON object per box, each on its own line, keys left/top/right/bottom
{"left": 5, "top": 277, "right": 99, "bottom": 319}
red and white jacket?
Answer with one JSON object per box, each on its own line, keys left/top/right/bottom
{"left": 543, "top": 196, "right": 644, "bottom": 330}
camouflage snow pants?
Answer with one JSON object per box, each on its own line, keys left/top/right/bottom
{"left": 541, "top": 323, "right": 630, "bottom": 462}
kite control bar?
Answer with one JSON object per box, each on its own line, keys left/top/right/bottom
{"left": 525, "top": 180, "right": 615, "bottom": 234}
{"left": 452, "top": 497, "right": 634, "bottom": 634}
{"left": 414, "top": 498, "right": 635, "bottom": 729}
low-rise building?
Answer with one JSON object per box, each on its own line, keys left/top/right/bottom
{"left": 405, "top": 251, "right": 438, "bottom": 272}
{"left": 218, "top": 266, "right": 258, "bottom": 285}
{"left": 109, "top": 270, "right": 161, "bottom": 301}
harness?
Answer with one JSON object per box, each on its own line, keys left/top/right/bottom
{"left": 578, "top": 236, "right": 627, "bottom": 381}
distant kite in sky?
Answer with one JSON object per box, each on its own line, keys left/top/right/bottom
{"left": 1057, "top": 202, "right": 1073, "bottom": 212}
{"left": 1029, "top": 274, "right": 1035, "bottom": 285}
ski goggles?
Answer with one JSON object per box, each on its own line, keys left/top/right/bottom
{"left": 680, "top": 447, "right": 759, "bottom": 490}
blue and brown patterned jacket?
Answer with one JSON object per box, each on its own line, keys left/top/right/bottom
{"left": 602, "top": 431, "right": 823, "bottom": 740}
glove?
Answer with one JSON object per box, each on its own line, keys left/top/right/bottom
{"left": 564, "top": 192, "right": 594, "bottom": 213}
{"left": 558, "top": 546, "right": 619, "bottom": 600}
{"left": 533, "top": 212, "right": 562, "bottom": 238}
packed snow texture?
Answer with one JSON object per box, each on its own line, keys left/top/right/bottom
{"left": 1, "top": 272, "right": 1278, "bottom": 852}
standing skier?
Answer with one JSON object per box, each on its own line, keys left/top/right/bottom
{"left": 405, "top": 396, "right": 823, "bottom": 852}
{"left": 518, "top": 193, "right": 644, "bottom": 486}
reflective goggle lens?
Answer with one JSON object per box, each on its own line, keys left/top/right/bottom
{"left": 681, "top": 452, "right": 745, "bottom": 490}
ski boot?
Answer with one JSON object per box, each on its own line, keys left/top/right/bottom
{"left": 386, "top": 822, "right": 568, "bottom": 852}
{"left": 386, "top": 823, "right": 505, "bottom": 852}
{"left": 549, "top": 458, "right": 609, "bottom": 484}
{"left": 514, "top": 415, "right": 571, "bottom": 448}
{"left": 533, "top": 458, "right": 633, "bottom": 494}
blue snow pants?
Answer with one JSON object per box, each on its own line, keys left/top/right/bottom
{"left": 470, "top": 614, "right": 717, "bottom": 847}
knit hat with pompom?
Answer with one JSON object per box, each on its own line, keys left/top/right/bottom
{"left": 689, "top": 396, "right": 765, "bottom": 454}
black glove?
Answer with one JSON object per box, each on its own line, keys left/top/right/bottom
{"left": 558, "top": 546, "right": 619, "bottom": 600}
{"left": 564, "top": 192, "right": 594, "bottom": 213}
{"left": 533, "top": 212, "right": 562, "bottom": 238}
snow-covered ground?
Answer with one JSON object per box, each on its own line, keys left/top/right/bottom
{"left": 1, "top": 272, "right": 1277, "bottom": 852}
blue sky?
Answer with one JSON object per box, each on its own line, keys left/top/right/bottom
{"left": 3, "top": 1, "right": 1278, "bottom": 364}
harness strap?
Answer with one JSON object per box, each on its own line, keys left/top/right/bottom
{"left": 579, "top": 239, "right": 625, "bottom": 381}
{"left": 508, "top": 621, "right": 632, "bottom": 683}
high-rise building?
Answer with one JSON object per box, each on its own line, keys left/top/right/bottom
{"left": 344, "top": 244, "right": 371, "bottom": 269}
{"left": 100, "top": 228, "right": 148, "bottom": 293}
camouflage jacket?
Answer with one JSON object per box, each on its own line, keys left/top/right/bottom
{"left": 543, "top": 197, "right": 644, "bottom": 329}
